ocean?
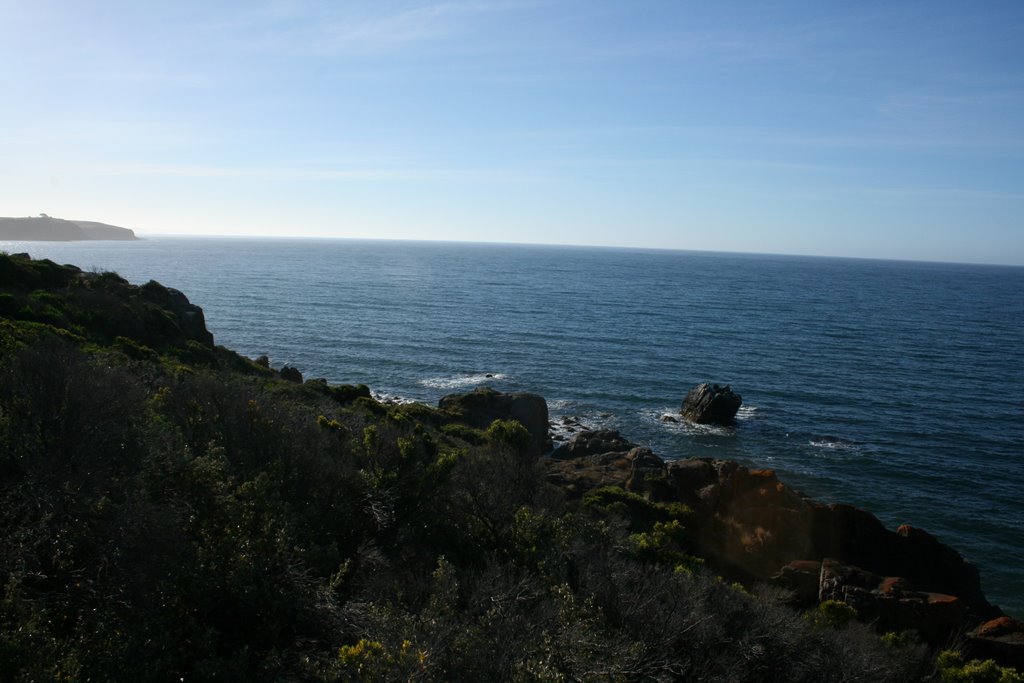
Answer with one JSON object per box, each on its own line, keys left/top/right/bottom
{"left": 5, "top": 236, "right": 1022, "bottom": 617}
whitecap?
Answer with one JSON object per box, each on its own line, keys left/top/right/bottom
{"left": 419, "top": 372, "right": 509, "bottom": 389}
{"left": 548, "top": 410, "right": 620, "bottom": 442}
{"left": 372, "top": 390, "right": 417, "bottom": 405}
{"left": 736, "top": 405, "right": 759, "bottom": 420}
{"left": 808, "top": 439, "right": 859, "bottom": 451}
{"left": 649, "top": 408, "right": 734, "bottom": 436}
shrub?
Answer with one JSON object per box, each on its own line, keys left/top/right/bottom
{"left": 937, "top": 650, "right": 1024, "bottom": 683}
{"left": 114, "top": 335, "right": 159, "bottom": 361}
{"left": 485, "top": 418, "right": 532, "bottom": 454}
{"left": 329, "top": 382, "right": 371, "bottom": 404}
{"left": 882, "top": 630, "right": 920, "bottom": 649}
{"left": 808, "top": 599, "right": 859, "bottom": 630}
{"left": 583, "top": 485, "right": 692, "bottom": 530}
{"left": 440, "top": 422, "right": 486, "bottom": 445}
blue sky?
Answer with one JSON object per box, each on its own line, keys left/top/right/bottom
{"left": 2, "top": 1, "right": 1023, "bottom": 264}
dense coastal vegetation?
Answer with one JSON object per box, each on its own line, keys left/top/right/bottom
{"left": 0, "top": 252, "right": 1019, "bottom": 682}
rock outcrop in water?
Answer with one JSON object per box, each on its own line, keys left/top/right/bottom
{"left": 681, "top": 383, "right": 742, "bottom": 424}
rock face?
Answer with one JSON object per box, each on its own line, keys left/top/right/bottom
{"left": 139, "top": 280, "right": 214, "bottom": 346}
{"left": 550, "top": 429, "right": 635, "bottom": 460}
{"left": 0, "top": 254, "right": 214, "bottom": 350}
{"left": 966, "top": 616, "right": 1024, "bottom": 670}
{"left": 664, "top": 458, "right": 1001, "bottom": 646}
{"left": 681, "top": 383, "right": 742, "bottom": 424}
{"left": 541, "top": 440, "right": 1000, "bottom": 647}
{"left": 665, "top": 459, "right": 993, "bottom": 619}
{"left": 439, "top": 387, "right": 551, "bottom": 456}
{"left": 279, "top": 366, "right": 303, "bottom": 384}
{"left": 774, "top": 558, "right": 970, "bottom": 643}
{"left": 69, "top": 220, "right": 139, "bottom": 240}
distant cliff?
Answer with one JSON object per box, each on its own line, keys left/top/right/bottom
{"left": 0, "top": 215, "right": 139, "bottom": 241}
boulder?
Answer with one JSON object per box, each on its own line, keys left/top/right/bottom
{"left": 439, "top": 387, "right": 550, "bottom": 456}
{"left": 625, "top": 447, "right": 667, "bottom": 494}
{"left": 681, "top": 383, "right": 742, "bottom": 424}
{"left": 545, "top": 446, "right": 664, "bottom": 499}
{"left": 139, "top": 280, "right": 215, "bottom": 346}
{"left": 965, "top": 616, "right": 1024, "bottom": 670}
{"left": 663, "top": 458, "right": 995, "bottom": 620}
{"left": 550, "top": 429, "right": 635, "bottom": 460}
{"left": 280, "top": 366, "right": 303, "bottom": 383}
{"left": 817, "top": 558, "right": 969, "bottom": 643}
{"left": 537, "top": 429, "right": 1003, "bottom": 642}
{"left": 770, "top": 560, "right": 823, "bottom": 606}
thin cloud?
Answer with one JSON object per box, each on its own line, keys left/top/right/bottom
{"left": 234, "top": 0, "right": 531, "bottom": 55}
{"left": 87, "top": 161, "right": 545, "bottom": 183}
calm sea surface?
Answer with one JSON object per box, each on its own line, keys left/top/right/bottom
{"left": 5, "top": 236, "right": 1023, "bottom": 616}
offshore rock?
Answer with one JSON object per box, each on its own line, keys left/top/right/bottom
{"left": 681, "top": 383, "right": 742, "bottom": 424}
{"left": 439, "top": 387, "right": 550, "bottom": 457}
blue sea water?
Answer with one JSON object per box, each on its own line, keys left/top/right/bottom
{"left": 5, "top": 236, "right": 1023, "bottom": 617}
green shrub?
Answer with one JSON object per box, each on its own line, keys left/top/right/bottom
{"left": 937, "top": 650, "right": 1024, "bottom": 683}
{"left": 630, "top": 519, "right": 703, "bottom": 573}
{"left": 882, "top": 630, "right": 920, "bottom": 649}
{"left": 337, "top": 638, "right": 427, "bottom": 681}
{"left": 114, "top": 335, "right": 159, "bottom": 361}
{"left": 583, "top": 486, "right": 692, "bottom": 530}
{"left": 329, "top": 382, "right": 371, "bottom": 404}
{"left": 389, "top": 400, "right": 446, "bottom": 425}
{"left": 485, "top": 418, "right": 532, "bottom": 454}
{"left": 808, "top": 599, "right": 859, "bottom": 629}
{"left": 441, "top": 422, "right": 486, "bottom": 445}
{"left": 354, "top": 395, "right": 388, "bottom": 416}
{"left": 317, "top": 414, "right": 350, "bottom": 436}
{"left": 0, "top": 292, "right": 17, "bottom": 315}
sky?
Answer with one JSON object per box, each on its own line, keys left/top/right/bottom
{"left": 1, "top": 1, "right": 1023, "bottom": 265}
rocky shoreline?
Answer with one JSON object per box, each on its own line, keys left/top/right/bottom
{"left": 4, "top": 251, "right": 1019, "bottom": 679}
{"left": 438, "top": 386, "right": 1024, "bottom": 668}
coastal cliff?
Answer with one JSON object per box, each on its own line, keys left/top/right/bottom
{"left": 0, "top": 252, "right": 1018, "bottom": 681}
{"left": 0, "top": 215, "right": 139, "bottom": 241}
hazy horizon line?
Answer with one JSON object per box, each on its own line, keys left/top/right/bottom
{"left": 127, "top": 230, "right": 1024, "bottom": 269}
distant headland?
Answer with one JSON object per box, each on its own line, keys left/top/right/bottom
{"left": 0, "top": 214, "right": 139, "bottom": 241}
